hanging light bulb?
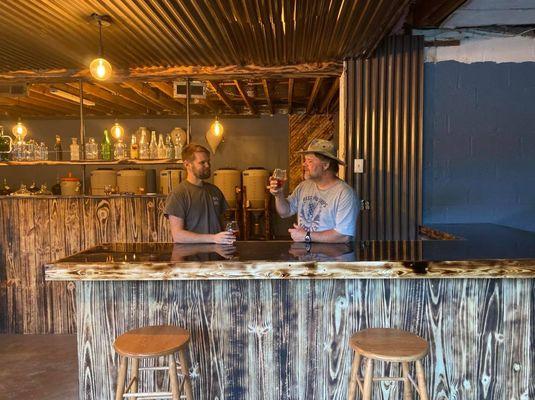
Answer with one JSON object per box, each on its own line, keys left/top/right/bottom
{"left": 206, "top": 116, "right": 224, "bottom": 153}
{"left": 110, "top": 121, "right": 124, "bottom": 140}
{"left": 90, "top": 58, "right": 112, "bottom": 81}
{"left": 11, "top": 119, "right": 28, "bottom": 141}
{"left": 89, "top": 14, "right": 113, "bottom": 81}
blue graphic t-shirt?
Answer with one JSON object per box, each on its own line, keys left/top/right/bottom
{"left": 287, "top": 179, "right": 358, "bottom": 237}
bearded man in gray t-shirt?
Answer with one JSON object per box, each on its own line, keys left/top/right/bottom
{"left": 269, "top": 139, "right": 358, "bottom": 243}
{"left": 164, "top": 144, "right": 235, "bottom": 245}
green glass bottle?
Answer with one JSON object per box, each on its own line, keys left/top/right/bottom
{"left": 101, "top": 129, "right": 111, "bottom": 161}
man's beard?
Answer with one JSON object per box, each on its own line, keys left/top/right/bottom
{"left": 194, "top": 167, "right": 210, "bottom": 180}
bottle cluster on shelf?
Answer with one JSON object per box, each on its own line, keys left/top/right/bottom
{"left": 66, "top": 127, "right": 184, "bottom": 162}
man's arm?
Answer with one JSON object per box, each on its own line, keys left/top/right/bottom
{"left": 288, "top": 224, "right": 351, "bottom": 243}
{"left": 269, "top": 178, "right": 293, "bottom": 218}
{"left": 169, "top": 215, "right": 235, "bottom": 244}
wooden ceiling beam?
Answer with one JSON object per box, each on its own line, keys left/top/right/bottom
{"left": 63, "top": 82, "right": 147, "bottom": 114}
{"left": 262, "top": 79, "right": 274, "bottom": 115}
{"left": 319, "top": 78, "right": 340, "bottom": 113}
{"left": 288, "top": 78, "right": 294, "bottom": 115}
{"left": 96, "top": 83, "right": 164, "bottom": 114}
{"left": 0, "top": 62, "right": 343, "bottom": 83}
{"left": 207, "top": 81, "right": 237, "bottom": 114}
{"left": 122, "top": 82, "right": 185, "bottom": 113}
{"left": 149, "top": 82, "right": 207, "bottom": 114}
{"left": 306, "top": 78, "right": 324, "bottom": 114}
{"left": 51, "top": 83, "right": 133, "bottom": 115}
{"left": 234, "top": 80, "right": 257, "bottom": 115}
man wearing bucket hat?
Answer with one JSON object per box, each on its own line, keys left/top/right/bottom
{"left": 269, "top": 138, "right": 358, "bottom": 243}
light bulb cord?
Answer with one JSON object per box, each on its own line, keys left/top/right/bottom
{"left": 98, "top": 20, "right": 104, "bottom": 58}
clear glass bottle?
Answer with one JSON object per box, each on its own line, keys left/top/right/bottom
{"left": 54, "top": 135, "right": 62, "bottom": 161}
{"left": 149, "top": 130, "right": 158, "bottom": 159}
{"left": 173, "top": 135, "right": 183, "bottom": 160}
{"left": 40, "top": 142, "right": 48, "bottom": 160}
{"left": 165, "top": 134, "right": 174, "bottom": 159}
{"left": 85, "top": 137, "right": 98, "bottom": 160}
{"left": 113, "top": 138, "right": 127, "bottom": 160}
{"left": 157, "top": 134, "right": 166, "bottom": 159}
{"left": 70, "top": 138, "right": 80, "bottom": 161}
{"left": 130, "top": 135, "right": 139, "bottom": 159}
{"left": 139, "top": 130, "right": 149, "bottom": 160}
{"left": 34, "top": 141, "right": 42, "bottom": 161}
{"left": 101, "top": 129, "right": 112, "bottom": 161}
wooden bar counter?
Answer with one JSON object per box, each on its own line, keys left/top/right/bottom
{"left": 44, "top": 224, "right": 535, "bottom": 400}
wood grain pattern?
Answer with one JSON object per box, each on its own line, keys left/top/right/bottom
{"left": 76, "top": 279, "right": 535, "bottom": 400}
{"left": 0, "top": 196, "right": 170, "bottom": 334}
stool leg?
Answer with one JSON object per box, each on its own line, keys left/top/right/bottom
{"left": 131, "top": 358, "right": 139, "bottom": 400}
{"left": 115, "top": 356, "right": 128, "bottom": 400}
{"left": 362, "top": 358, "right": 373, "bottom": 400}
{"left": 402, "top": 362, "right": 412, "bottom": 400}
{"left": 178, "top": 349, "right": 194, "bottom": 400}
{"left": 168, "top": 355, "right": 181, "bottom": 400}
{"left": 415, "top": 360, "right": 428, "bottom": 400}
{"left": 348, "top": 351, "right": 361, "bottom": 400}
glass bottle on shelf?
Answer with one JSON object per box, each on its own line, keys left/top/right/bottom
{"left": 139, "top": 130, "right": 149, "bottom": 160}
{"left": 165, "top": 134, "right": 174, "bottom": 159}
{"left": 40, "top": 142, "right": 48, "bottom": 160}
{"left": 0, "top": 178, "right": 12, "bottom": 195}
{"left": 53, "top": 135, "right": 62, "bottom": 161}
{"left": 130, "top": 134, "right": 139, "bottom": 159}
{"left": 34, "top": 141, "right": 42, "bottom": 161}
{"left": 70, "top": 138, "right": 80, "bottom": 161}
{"left": 24, "top": 140, "right": 34, "bottom": 161}
{"left": 174, "top": 136, "right": 183, "bottom": 160}
{"left": 51, "top": 175, "right": 61, "bottom": 195}
{"left": 149, "top": 130, "right": 158, "bottom": 159}
{"left": 101, "top": 129, "right": 112, "bottom": 161}
{"left": 157, "top": 134, "right": 166, "bottom": 159}
{"left": 113, "top": 138, "right": 127, "bottom": 160}
{"left": 85, "top": 137, "right": 98, "bottom": 160}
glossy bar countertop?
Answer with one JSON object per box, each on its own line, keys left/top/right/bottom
{"left": 45, "top": 224, "right": 535, "bottom": 280}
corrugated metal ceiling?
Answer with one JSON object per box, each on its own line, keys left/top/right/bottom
{"left": 0, "top": 0, "right": 413, "bottom": 73}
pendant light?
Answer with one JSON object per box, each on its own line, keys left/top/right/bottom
{"left": 206, "top": 116, "right": 224, "bottom": 153}
{"left": 89, "top": 14, "right": 113, "bottom": 81}
{"left": 11, "top": 118, "right": 28, "bottom": 141}
{"left": 110, "top": 121, "right": 124, "bottom": 140}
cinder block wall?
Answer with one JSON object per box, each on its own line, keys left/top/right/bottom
{"left": 423, "top": 61, "right": 535, "bottom": 232}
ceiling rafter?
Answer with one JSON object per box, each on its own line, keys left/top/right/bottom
{"left": 234, "top": 80, "right": 256, "bottom": 115}
{"left": 319, "top": 78, "right": 340, "bottom": 114}
{"left": 287, "top": 78, "right": 294, "bottom": 115}
{"left": 207, "top": 81, "right": 237, "bottom": 114}
{"left": 122, "top": 82, "right": 185, "bottom": 113}
{"left": 262, "top": 79, "right": 274, "bottom": 115}
{"left": 306, "top": 78, "right": 323, "bottom": 114}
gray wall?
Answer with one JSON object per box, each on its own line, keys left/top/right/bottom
{"left": 0, "top": 115, "right": 289, "bottom": 189}
{"left": 423, "top": 61, "right": 535, "bottom": 232}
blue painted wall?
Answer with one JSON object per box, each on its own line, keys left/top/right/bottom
{"left": 423, "top": 61, "right": 535, "bottom": 232}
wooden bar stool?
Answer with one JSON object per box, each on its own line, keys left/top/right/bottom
{"left": 348, "top": 328, "right": 429, "bottom": 400}
{"left": 114, "top": 325, "right": 194, "bottom": 400}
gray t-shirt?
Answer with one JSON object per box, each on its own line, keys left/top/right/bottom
{"left": 287, "top": 179, "right": 358, "bottom": 237}
{"left": 164, "top": 180, "right": 228, "bottom": 234}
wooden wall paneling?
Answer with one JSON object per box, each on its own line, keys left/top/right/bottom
{"left": 76, "top": 279, "right": 534, "bottom": 400}
{"left": 32, "top": 198, "right": 51, "bottom": 333}
{"left": 156, "top": 197, "right": 171, "bottom": 242}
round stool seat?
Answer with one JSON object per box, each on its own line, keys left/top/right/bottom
{"left": 113, "top": 325, "right": 190, "bottom": 358}
{"left": 349, "top": 328, "right": 428, "bottom": 362}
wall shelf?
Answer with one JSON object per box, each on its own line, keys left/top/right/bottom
{"left": 0, "top": 159, "right": 184, "bottom": 167}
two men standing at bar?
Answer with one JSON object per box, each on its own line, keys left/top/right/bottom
{"left": 165, "top": 139, "right": 357, "bottom": 244}
{"left": 270, "top": 139, "right": 358, "bottom": 243}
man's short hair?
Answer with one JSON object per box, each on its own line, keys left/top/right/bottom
{"left": 315, "top": 153, "right": 339, "bottom": 174}
{"left": 182, "top": 143, "right": 210, "bottom": 162}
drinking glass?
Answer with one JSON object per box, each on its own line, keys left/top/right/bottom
{"left": 226, "top": 220, "right": 240, "bottom": 239}
{"left": 272, "top": 168, "right": 287, "bottom": 188}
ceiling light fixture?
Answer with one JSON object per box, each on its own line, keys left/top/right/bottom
{"left": 89, "top": 13, "right": 113, "bottom": 81}
{"left": 11, "top": 118, "right": 28, "bottom": 141}
{"left": 205, "top": 116, "right": 224, "bottom": 153}
{"left": 50, "top": 88, "right": 95, "bottom": 106}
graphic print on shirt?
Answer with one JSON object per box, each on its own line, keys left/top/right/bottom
{"left": 299, "top": 195, "right": 327, "bottom": 231}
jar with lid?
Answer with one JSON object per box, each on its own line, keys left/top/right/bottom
{"left": 60, "top": 173, "right": 81, "bottom": 196}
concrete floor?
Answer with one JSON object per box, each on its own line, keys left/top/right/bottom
{"left": 0, "top": 334, "right": 78, "bottom": 400}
